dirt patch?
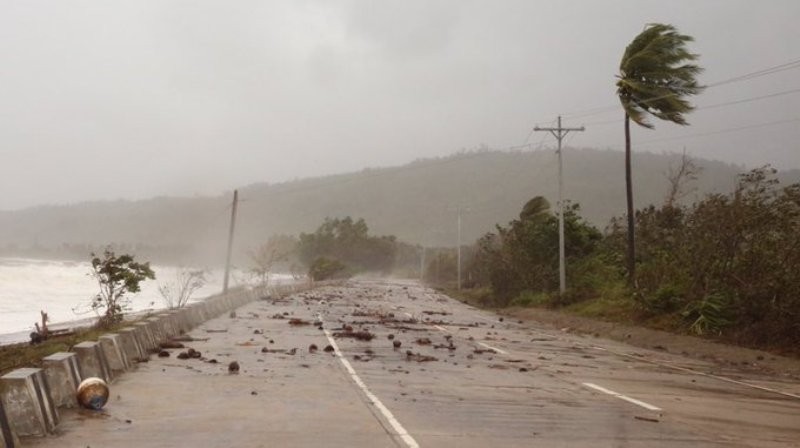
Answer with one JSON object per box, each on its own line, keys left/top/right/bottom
{"left": 506, "top": 306, "right": 800, "bottom": 379}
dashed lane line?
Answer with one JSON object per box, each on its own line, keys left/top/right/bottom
{"left": 592, "top": 346, "right": 800, "bottom": 401}
{"left": 582, "top": 383, "right": 662, "bottom": 412}
{"left": 432, "top": 324, "right": 511, "bottom": 355}
{"left": 320, "top": 320, "right": 420, "bottom": 448}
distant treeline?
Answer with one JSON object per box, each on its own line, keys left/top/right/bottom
{"left": 3, "top": 149, "right": 797, "bottom": 262}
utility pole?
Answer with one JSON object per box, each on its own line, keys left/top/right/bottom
{"left": 457, "top": 208, "right": 462, "bottom": 290}
{"left": 534, "top": 116, "right": 584, "bottom": 296}
{"left": 223, "top": 189, "right": 239, "bottom": 294}
{"left": 453, "top": 206, "right": 470, "bottom": 290}
{"left": 420, "top": 245, "right": 426, "bottom": 282}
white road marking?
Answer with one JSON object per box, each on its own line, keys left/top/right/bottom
{"left": 321, "top": 322, "right": 420, "bottom": 448}
{"left": 478, "top": 342, "right": 509, "bottom": 355}
{"left": 403, "top": 312, "right": 413, "bottom": 318}
{"left": 433, "top": 320, "right": 511, "bottom": 355}
{"left": 591, "top": 346, "right": 800, "bottom": 401}
{"left": 582, "top": 382, "right": 662, "bottom": 411}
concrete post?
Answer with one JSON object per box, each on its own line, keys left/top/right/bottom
{"left": 41, "top": 353, "right": 81, "bottom": 408}
{"left": 98, "top": 334, "right": 129, "bottom": 377}
{"left": 0, "top": 368, "right": 59, "bottom": 437}
{"left": 117, "top": 327, "right": 145, "bottom": 363}
{"left": 146, "top": 318, "right": 164, "bottom": 345}
{"left": 0, "top": 397, "right": 20, "bottom": 448}
{"left": 132, "top": 322, "right": 156, "bottom": 353}
{"left": 72, "top": 341, "right": 111, "bottom": 383}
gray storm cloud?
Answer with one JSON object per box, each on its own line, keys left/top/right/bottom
{"left": 1, "top": 0, "right": 798, "bottom": 210}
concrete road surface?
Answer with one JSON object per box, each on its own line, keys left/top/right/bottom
{"left": 28, "top": 280, "right": 800, "bottom": 447}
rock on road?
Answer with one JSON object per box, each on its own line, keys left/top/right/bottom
{"left": 29, "top": 280, "right": 800, "bottom": 447}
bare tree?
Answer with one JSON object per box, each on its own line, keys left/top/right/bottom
{"left": 158, "top": 268, "right": 207, "bottom": 309}
{"left": 249, "top": 235, "right": 297, "bottom": 286}
{"left": 664, "top": 149, "right": 703, "bottom": 207}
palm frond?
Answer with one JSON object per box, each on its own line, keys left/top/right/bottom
{"left": 617, "top": 23, "right": 705, "bottom": 128}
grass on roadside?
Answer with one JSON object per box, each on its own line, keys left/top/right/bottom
{"left": 0, "top": 321, "right": 135, "bottom": 376}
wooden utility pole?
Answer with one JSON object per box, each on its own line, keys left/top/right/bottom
{"left": 223, "top": 189, "right": 239, "bottom": 294}
{"left": 534, "top": 116, "right": 585, "bottom": 296}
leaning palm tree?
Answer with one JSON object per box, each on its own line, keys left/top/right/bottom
{"left": 616, "top": 23, "right": 704, "bottom": 283}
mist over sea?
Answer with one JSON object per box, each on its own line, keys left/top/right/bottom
{"left": 0, "top": 257, "right": 288, "bottom": 342}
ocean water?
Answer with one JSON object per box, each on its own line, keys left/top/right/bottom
{"left": 0, "top": 257, "right": 290, "bottom": 340}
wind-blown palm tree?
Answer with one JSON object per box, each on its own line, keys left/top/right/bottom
{"left": 616, "top": 23, "right": 704, "bottom": 283}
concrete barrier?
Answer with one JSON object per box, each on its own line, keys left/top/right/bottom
{"left": 145, "top": 318, "right": 164, "bottom": 346}
{"left": 0, "top": 397, "right": 19, "bottom": 448}
{"left": 132, "top": 322, "right": 156, "bottom": 353}
{"left": 0, "top": 282, "right": 322, "bottom": 443}
{"left": 41, "top": 353, "right": 81, "bottom": 408}
{"left": 98, "top": 334, "right": 129, "bottom": 377}
{"left": 117, "top": 327, "right": 145, "bottom": 363}
{"left": 157, "top": 312, "right": 178, "bottom": 338}
{"left": 71, "top": 341, "right": 111, "bottom": 383}
{"left": 0, "top": 368, "right": 58, "bottom": 437}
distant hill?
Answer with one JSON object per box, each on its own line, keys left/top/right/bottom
{"left": 1, "top": 149, "right": 797, "bottom": 265}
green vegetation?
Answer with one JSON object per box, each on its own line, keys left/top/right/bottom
{"left": 617, "top": 23, "right": 704, "bottom": 282}
{"left": 258, "top": 216, "right": 420, "bottom": 280}
{"left": 450, "top": 166, "right": 800, "bottom": 353}
{"left": 0, "top": 321, "right": 133, "bottom": 376}
{"left": 90, "top": 249, "right": 155, "bottom": 327}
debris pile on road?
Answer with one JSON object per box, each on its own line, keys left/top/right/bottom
{"left": 333, "top": 328, "right": 375, "bottom": 341}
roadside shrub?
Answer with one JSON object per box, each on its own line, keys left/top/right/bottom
{"left": 509, "top": 291, "right": 550, "bottom": 308}
{"left": 637, "top": 283, "right": 685, "bottom": 315}
{"left": 682, "top": 293, "right": 732, "bottom": 336}
{"left": 309, "top": 257, "right": 348, "bottom": 281}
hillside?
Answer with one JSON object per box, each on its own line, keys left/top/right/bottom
{"left": 1, "top": 149, "right": 796, "bottom": 265}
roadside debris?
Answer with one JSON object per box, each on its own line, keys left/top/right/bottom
{"left": 324, "top": 345, "right": 335, "bottom": 353}
{"left": 288, "top": 318, "right": 310, "bottom": 326}
{"left": 634, "top": 416, "right": 660, "bottom": 423}
{"left": 405, "top": 351, "right": 437, "bottom": 362}
{"left": 309, "top": 344, "right": 318, "bottom": 353}
{"left": 228, "top": 361, "right": 240, "bottom": 373}
{"left": 333, "top": 329, "right": 375, "bottom": 341}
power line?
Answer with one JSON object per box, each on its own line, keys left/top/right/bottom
{"left": 580, "top": 86, "right": 800, "bottom": 127}
{"left": 698, "top": 87, "right": 800, "bottom": 110}
{"left": 554, "top": 56, "right": 800, "bottom": 121}
{"left": 708, "top": 57, "right": 800, "bottom": 88}
{"left": 636, "top": 118, "right": 800, "bottom": 146}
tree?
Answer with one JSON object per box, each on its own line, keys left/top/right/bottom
{"left": 616, "top": 23, "right": 704, "bottom": 283}
{"left": 90, "top": 249, "right": 155, "bottom": 326}
{"left": 249, "top": 235, "right": 297, "bottom": 286}
{"left": 158, "top": 268, "right": 207, "bottom": 309}
{"left": 664, "top": 149, "right": 703, "bottom": 207}
{"left": 297, "top": 217, "right": 397, "bottom": 273}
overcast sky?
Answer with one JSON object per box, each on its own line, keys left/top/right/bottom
{"left": 1, "top": 0, "right": 798, "bottom": 210}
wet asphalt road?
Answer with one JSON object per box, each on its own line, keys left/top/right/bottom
{"left": 29, "top": 280, "right": 800, "bottom": 447}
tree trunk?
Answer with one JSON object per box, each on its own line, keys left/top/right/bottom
{"left": 624, "top": 114, "right": 636, "bottom": 284}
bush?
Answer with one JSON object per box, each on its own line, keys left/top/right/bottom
{"left": 309, "top": 257, "right": 348, "bottom": 281}
{"left": 509, "top": 291, "right": 551, "bottom": 307}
